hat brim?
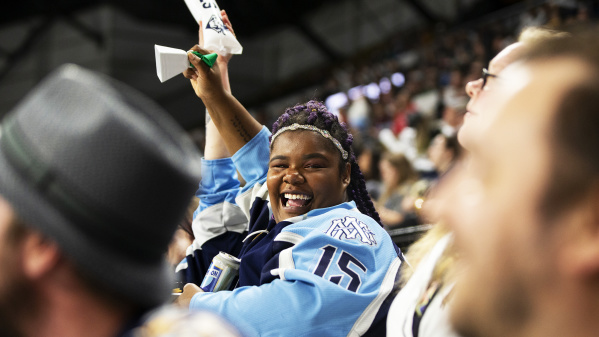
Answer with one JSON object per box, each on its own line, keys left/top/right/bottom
{"left": 0, "top": 148, "right": 173, "bottom": 308}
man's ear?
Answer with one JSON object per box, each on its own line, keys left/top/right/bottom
{"left": 559, "top": 185, "right": 599, "bottom": 278}
{"left": 21, "top": 232, "right": 61, "bottom": 280}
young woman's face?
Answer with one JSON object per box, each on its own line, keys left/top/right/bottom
{"left": 267, "top": 130, "right": 350, "bottom": 222}
{"left": 379, "top": 159, "right": 399, "bottom": 186}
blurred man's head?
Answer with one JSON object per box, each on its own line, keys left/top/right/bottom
{"left": 0, "top": 64, "right": 202, "bottom": 336}
{"left": 0, "top": 199, "right": 36, "bottom": 337}
{"left": 441, "top": 26, "right": 599, "bottom": 337}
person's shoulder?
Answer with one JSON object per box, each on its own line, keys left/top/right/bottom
{"left": 127, "top": 306, "right": 245, "bottom": 337}
{"left": 322, "top": 204, "right": 382, "bottom": 227}
{"left": 299, "top": 204, "right": 386, "bottom": 246}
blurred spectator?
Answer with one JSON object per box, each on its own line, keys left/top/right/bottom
{"left": 376, "top": 152, "right": 419, "bottom": 229}
{"left": 387, "top": 24, "right": 569, "bottom": 337}
{"left": 346, "top": 94, "right": 372, "bottom": 132}
{"left": 391, "top": 90, "right": 417, "bottom": 136}
{"left": 355, "top": 137, "right": 385, "bottom": 200}
{"left": 551, "top": 0, "right": 580, "bottom": 22}
{"left": 519, "top": 5, "right": 549, "bottom": 31}
{"left": 440, "top": 95, "right": 468, "bottom": 132}
{"left": 130, "top": 307, "right": 244, "bottom": 337}
{"left": 0, "top": 64, "right": 229, "bottom": 337}
{"left": 427, "top": 133, "right": 462, "bottom": 178}
{"left": 439, "top": 24, "right": 599, "bottom": 337}
{"left": 167, "top": 197, "right": 198, "bottom": 268}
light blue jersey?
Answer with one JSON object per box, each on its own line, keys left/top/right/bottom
{"left": 178, "top": 127, "right": 403, "bottom": 336}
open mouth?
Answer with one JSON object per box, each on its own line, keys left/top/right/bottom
{"left": 280, "top": 193, "right": 313, "bottom": 209}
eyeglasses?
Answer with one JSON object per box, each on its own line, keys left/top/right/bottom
{"left": 482, "top": 68, "right": 498, "bottom": 89}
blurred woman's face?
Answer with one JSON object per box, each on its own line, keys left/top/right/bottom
{"left": 267, "top": 130, "right": 350, "bottom": 223}
{"left": 379, "top": 159, "right": 399, "bottom": 186}
{"left": 428, "top": 134, "right": 448, "bottom": 169}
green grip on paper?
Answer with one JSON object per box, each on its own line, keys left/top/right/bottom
{"left": 190, "top": 51, "right": 218, "bottom": 68}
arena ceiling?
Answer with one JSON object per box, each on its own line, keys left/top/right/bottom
{"left": 4, "top": 0, "right": 437, "bottom": 38}
{"left": 0, "top": 0, "right": 523, "bottom": 129}
{"left": 2, "top": 0, "right": 512, "bottom": 61}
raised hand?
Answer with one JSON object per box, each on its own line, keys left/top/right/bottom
{"left": 183, "top": 45, "right": 224, "bottom": 101}
{"left": 184, "top": 9, "right": 236, "bottom": 99}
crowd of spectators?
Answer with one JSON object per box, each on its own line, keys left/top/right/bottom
{"left": 255, "top": 0, "right": 598, "bottom": 233}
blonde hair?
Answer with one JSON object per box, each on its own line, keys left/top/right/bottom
{"left": 518, "top": 26, "right": 569, "bottom": 44}
{"left": 398, "top": 222, "right": 455, "bottom": 287}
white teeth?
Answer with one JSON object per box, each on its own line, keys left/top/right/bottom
{"left": 284, "top": 193, "right": 312, "bottom": 200}
{"left": 286, "top": 200, "right": 290, "bottom": 207}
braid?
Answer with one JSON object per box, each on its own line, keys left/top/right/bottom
{"left": 348, "top": 161, "right": 382, "bottom": 225}
{"left": 271, "top": 100, "right": 383, "bottom": 227}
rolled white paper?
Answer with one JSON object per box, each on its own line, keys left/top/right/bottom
{"left": 183, "top": 0, "right": 243, "bottom": 55}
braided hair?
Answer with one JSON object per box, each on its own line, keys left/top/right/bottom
{"left": 270, "top": 100, "right": 382, "bottom": 226}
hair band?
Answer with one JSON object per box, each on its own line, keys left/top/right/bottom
{"left": 270, "top": 123, "right": 349, "bottom": 160}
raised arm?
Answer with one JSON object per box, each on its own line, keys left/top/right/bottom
{"left": 202, "top": 10, "right": 233, "bottom": 160}
{"left": 175, "top": 11, "right": 250, "bottom": 287}
{"left": 183, "top": 14, "right": 262, "bottom": 156}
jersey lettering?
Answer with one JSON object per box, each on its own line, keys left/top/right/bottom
{"left": 325, "top": 216, "right": 376, "bottom": 245}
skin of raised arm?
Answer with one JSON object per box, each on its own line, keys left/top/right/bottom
{"left": 204, "top": 117, "right": 229, "bottom": 159}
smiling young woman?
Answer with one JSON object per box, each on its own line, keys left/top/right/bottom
{"left": 267, "top": 101, "right": 381, "bottom": 224}
{"left": 174, "top": 40, "right": 403, "bottom": 335}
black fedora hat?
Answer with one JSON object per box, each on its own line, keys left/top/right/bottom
{"left": 0, "top": 64, "right": 202, "bottom": 308}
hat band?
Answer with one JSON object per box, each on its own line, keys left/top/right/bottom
{"left": 0, "top": 118, "right": 158, "bottom": 262}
